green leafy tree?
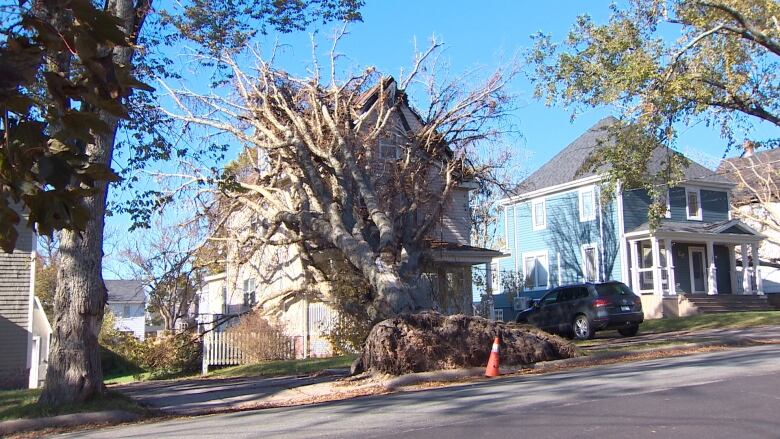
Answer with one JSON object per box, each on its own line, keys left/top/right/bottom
{"left": 529, "top": 0, "right": 779, "bottom": 220}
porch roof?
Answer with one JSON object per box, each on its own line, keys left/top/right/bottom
{"left": 625, "top": 219, "right": 764, "bottom": 243}
{"left": 425, "top": 240, "right": 507, "bottom": 265}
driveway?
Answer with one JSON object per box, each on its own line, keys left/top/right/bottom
{"left": 115, "top": 370, "right": 349, "bottom": 415}
{"left": 60, "top": 344, "right": 780, "bottom": 438}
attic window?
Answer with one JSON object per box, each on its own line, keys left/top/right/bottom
{"left": 579, "top": 187, "right": 596, "bottom": 222}
{"left": 378, "top": 139, "right": 400, "bottom": 160}
{"left": 686, "top": 188, "right": 702, "bottom": 220}
{"left": 532, "top": 198, "right": 546, "bottom": 230}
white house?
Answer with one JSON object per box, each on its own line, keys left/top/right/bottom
{"left": 106, "top": 280, "right": 146, "bottom": 340}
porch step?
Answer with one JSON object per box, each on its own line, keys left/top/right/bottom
{"left": 683, "top": 295, "right": 776, "bottom": 314}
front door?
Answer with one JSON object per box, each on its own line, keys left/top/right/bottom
{"left": 689, "top": 247, "right": 707, "bottom": 294}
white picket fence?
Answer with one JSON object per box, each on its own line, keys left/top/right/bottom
{"left": 201, "top": 331, "right": 295, "bottom": 374}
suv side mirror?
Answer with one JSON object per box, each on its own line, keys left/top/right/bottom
{"left": 532, "top": 299, "right": 541, "bottom": 308}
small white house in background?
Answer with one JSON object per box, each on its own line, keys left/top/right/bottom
{"left": 0, "top": 212, "right": 52, "bottom": 389}
{"left": 105, "top": 280, "right": 146, "bottom": 340}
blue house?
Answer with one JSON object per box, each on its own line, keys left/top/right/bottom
{"left": 492, "top": 118, "right": 767, "bottom": 318}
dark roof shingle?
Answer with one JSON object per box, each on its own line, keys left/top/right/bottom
{"left": 105, "top": 280, "right": 145, "bottom": 303}
{"left": 717, "top": 148, "right": 780, "bottom": 205}
{"left": 517, "top": 117, "right": 731, "bottom": 195}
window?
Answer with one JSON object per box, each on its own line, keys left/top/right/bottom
{"left": 378, "top": 139, "right": 400, "bottom": 160}
{"left": 494, "top": 309, "right": 504, "bottom": 322}
{"left": 664, "top": 189, "right": 671, "bottom": 218}
{"left": 542, "top": 289, "right": 558, "bottom": 305}
{"left": 123, "top": 304, "right": 131, "bottom": 316}
{"left": 490, "top": 262, "right": 500, "bottom": 295}
{"left": 637, "top": 241, "right": 655, "bottom": 292}
{"left": 582, "top": 244, "right": 599, "bottom": 282}
{"left": 532, "top": 198, "right": 546, "bottom": 230}
{"left": 523, "top": 252, "right": 548, "bottom": 289}
{"left": 242, "top": 278, "right": 256, "bottom": 306}
{"left": 579, "top": 187, "right": 596, "bottom": 221}
{"left": 686, "top": 188, "right": 702, "bottom": 220}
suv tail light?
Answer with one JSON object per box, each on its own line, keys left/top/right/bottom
{"left": 593, "top": 298, "right": 610, "bottom": 308}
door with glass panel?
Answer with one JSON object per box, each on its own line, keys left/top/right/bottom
{"left": 688, "top": 247, "right": 707, "bottom": 294}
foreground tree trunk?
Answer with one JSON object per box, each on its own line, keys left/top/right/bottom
{"left": 40, "top": 182, "right": 112, "bottom": 404}
{"left": 39, "top": 0, "right": 145, "bottom": 405}
{"left": 353, "top": 312, "right": 579, "bottom": 375}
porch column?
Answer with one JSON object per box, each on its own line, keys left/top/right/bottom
{"left": 752, "top": 243, "right": 764, "bottom": 295}
{"left": 706, "top": 241, "right": 717, "bottom": 295}
{"left": 729, "top": 246, "right": 738, "bottom": 295}
{"left": 741, "top": 243, "right": 752, "bottom": 294}
{"left": 485, "top": 263, "right": 496, "bottom": 320}
{"left": 629, "top": 240, "right": 640, "bottom": 291}
{"left": 664, "top": 238, "right": 676, "bottom": 295}
{"left": 651, "top": 238, "right": 662, "bottom": 296}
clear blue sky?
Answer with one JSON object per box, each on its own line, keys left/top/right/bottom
{"left": 103, "top": 1, "right": 779, "bottom": 277}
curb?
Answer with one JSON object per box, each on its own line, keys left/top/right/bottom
{"left": 383, "top": 337, "right": 780, "bottom": 390}
{"left": 0, "top": 410, "right": 143, "bottom": 437}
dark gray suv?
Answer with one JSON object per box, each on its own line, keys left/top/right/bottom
{"left": 515, "top": 281, "right": 644, "bottom": 340}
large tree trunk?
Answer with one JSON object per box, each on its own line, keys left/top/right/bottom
{"left": 39, "top": 0, "right": 143, "bottom": 406}
{"left": 39, "top": 118, "right": 118, "bottom": 405}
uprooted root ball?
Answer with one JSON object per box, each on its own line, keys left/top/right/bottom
{"left": 353, "top": 312, "right": 579, "bottom": 375}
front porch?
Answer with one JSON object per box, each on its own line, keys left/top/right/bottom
{"left": 425, "top": 241, "right": 506, "bottom": 315}
{"left": 625, "top": 220, "right": 765, "bottom": 317}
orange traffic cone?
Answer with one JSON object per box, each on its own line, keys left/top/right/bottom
{"left": 485, "top": 336, "right": 500, "bottom": 377}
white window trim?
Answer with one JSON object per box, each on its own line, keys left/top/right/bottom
{"left": 503, "top": 206, "right": 510, "bottom": 251}
{"left": 491, "top": 261, "right": 501, "bottom": 295}
{"left": 522, "top": 250, "right": 549, "bottom": 290}
{"left": 581, "top": 243, "right": 599, "bottom": 282}
{"left": 579, "top": 186, "right": 596, "bottom": 222}
{"left": 665, "top": 189, "right": 672, "bottom": 219}
{"left": 686, "top": 187, "right": 703, "bottom": 221}
{"left": 494, "top": 308, "right": 504, "bottom": 322}
{"left": 531, "top": 198, "right": 546, "bottom": 231}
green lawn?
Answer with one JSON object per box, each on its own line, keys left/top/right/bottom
{"left": 0, "top": 388, "right": 148, "bottom": 421}
{"left": 209, "top": 355, "right": 358, "bottom": 379}
{"left": 639, "top": 311, "right": 780, "bottom": 333}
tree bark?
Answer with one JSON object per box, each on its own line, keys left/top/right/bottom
{"left": 39, "top": 0, "right": 144, "bottom": 405}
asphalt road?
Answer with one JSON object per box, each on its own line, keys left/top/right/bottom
{"left": 57, "top": 345, "right": 780, "bottom": 439}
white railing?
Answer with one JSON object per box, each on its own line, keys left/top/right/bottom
{"left": 201, "top": 331, "right": 295, "bottom": 374}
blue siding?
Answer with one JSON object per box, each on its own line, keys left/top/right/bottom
{"left": 507, "top": 187, "right": 621, "bottom": 291}
{"left": 701, "top": 190, "right": 729, "bottom": 222}
{"left": 624, "top": 187, "right": 730, "bottom": 231}
{"left": 622, "top": 189, "right": 652, "bottom": 231}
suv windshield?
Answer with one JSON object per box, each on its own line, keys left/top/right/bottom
{"left": 595, "top": 283, "right": 633, "bottom": 297}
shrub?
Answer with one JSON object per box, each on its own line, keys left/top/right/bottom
{"left": 227, "top": 312, "right": 295, "bottom": 361}
{"left": 100, "top": 310, "right": 201, "bottom": 379}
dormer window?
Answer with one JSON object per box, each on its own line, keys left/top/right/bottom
{"left": 686, "top": 188, "right": 702, "bottom": 220}
{"left": 579, "top": 186, "right": 596, "bottom": 222}
{"left": 532, "top": 198, "right": 546, "bottom": 230}
{"left": 378, "top": 139, "right": 400, "bottom": 160}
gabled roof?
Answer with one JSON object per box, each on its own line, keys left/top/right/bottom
{"left": 105, "top": 280, "right": 146, "bottom": 303}
{"left": 716, "top": 148, "right": 780, "bottom": 205}
{"left": 629, "top": 219, "right": 762, "bottom": 237}
{"left": 515, "top": 117, "right": 732, "bottom": 197}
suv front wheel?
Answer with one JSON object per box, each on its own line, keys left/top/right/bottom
{"left": 573, "top": 315, "right": 594, "bottom": 340}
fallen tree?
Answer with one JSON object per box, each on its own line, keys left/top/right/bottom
{"left": 353, "top": 312, "right": 579, "bottom": 375}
